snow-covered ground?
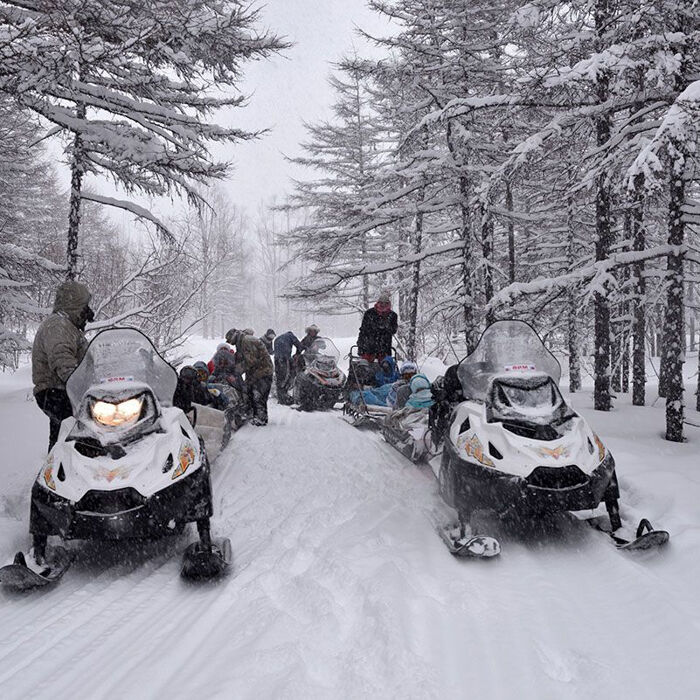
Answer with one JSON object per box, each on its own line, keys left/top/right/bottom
{"left": 1, "top": 341, "right": 699, "bottom": 699}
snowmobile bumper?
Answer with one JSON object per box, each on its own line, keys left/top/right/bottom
{"left": 442, "top": 438, "right": 616, "bottom": 517}
{"left": 29, "top": 463, "right": 213, "bottom": 541}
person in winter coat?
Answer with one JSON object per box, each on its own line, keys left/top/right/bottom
{"left": 226, "top": 328, "right": 273, "bottom": 425}
{"left": 32, "top": 280, "right": 94, "bottom": 450}
{"left": 357, "top": 290, "right": 398, "bottom": 362}
{"left": 207, "top": 342, "right": 234, "bottom": 375}
{"left": 299, "top": 324, "right": 320, "bottom": 351}
{"left": 388, "top": 361, "right": 419, "bottom": 409}
{"left": 174, "top": 366, "right": 217, "bottom": 412}
{"left": 272, "top": 331, "right": 303, "bottom": 405}
{"left": 209, "top": 343, "right": 238, "bottom": 382}
{"left": 260, "top": 328, "right": 276, "bottom": 355}
{"left": 374, "top": 356, "right": 400, "bottom": 387}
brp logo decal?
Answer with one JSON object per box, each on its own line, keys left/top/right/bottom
{"left": 173, "top": 444, "right": 196, "bottom": 480}
{"left": 96, "top": 467, "right": 129, "bottom": 482}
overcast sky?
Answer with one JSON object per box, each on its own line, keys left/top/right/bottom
{"left": 218, "top": 1, "right": 392, "bottom": 210}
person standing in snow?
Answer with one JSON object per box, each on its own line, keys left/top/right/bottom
{"left": 225, "top": 328, "right": 273, "bottom": 425}
{"left": 260, "top": 328, "right": 276, "bottom": 355}
{"left": 32, "top": 280, "right": 94, "bottom": 450}
{"left": 299, "top": 324, "right": 320, "bottom": 351}
{"left": 357, "top": 290, "right": 398, "bottom": 362}
{"left": 272, "top": 330, "right": 304, "bottom": 405}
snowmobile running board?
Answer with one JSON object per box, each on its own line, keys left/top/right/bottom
{"left": 0, "top": 547, "right": 72, "bottom": 592}
{"left": 590, "top": 518, "right": 669, "bottom": 551}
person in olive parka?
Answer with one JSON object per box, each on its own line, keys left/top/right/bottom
{"left": 32, "top": 280, "right": 94, "bottom": 450}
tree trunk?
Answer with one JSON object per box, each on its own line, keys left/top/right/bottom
{"left": 593, "top": 1, "right": 612, "bottom": 411}
{"left": 631, "top": 173, "right": 646, "bottom": 405}
{"left": 696, "top": 342, "right": 700, "bottom": 412}
{"left": 506, "top": 181, "right": 515, "bottom": 285}
{"left": 568, "top": 293, "right": 581, "bottom": 393}
{"left": 566, "top": 181, "right": 581, "bottom": 392}
{"left": 406, "top": 189, "right": 425, "bottom": 361}
{"left": 460, "top": 178, "right": 476, "bottom": 351}
{"left": 621, "top": 334, "right": 630, "bottom": 393}
{"left": 66, "top": 105, "right": 86, "bottom": 279}
{"left": 663, "top": 149, "right": 686, "bottom": 442}
{"left": 482, "top": 208, "right": 495, "bottom": 327}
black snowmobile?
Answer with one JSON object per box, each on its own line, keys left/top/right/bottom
{"left": 434, "top": 320, "right": 669, "bottom": 555}
{"left": 0, "top": 328, "right": 231, "bottom": 592}
{"left": 293, "top": 337, "right": 346, "bottom": 411}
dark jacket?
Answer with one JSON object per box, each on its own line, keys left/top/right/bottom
{"left": 357, "top": 306, "right": 398, "bottom": 357}
{"left": 32, "top": 281, "right": 91, "bottom": 394}
{"left": 273, "top": 331, "right": 303, "bottom": 359}
{"left": 236, "top": 334, "right": 273, "bottom": 381}
{"left": 210, "top": 346, "right": 237, "bottom": 381}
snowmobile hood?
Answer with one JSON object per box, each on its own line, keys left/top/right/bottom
{"left": 458, "top": 320, "right": 561, "bottom": 402}
{"left": 53, "top": 280, "right": 91, "bottom": 327}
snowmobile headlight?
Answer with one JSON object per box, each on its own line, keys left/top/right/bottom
{"left": 91, "top": 396, "right": 144, "bottom": 427}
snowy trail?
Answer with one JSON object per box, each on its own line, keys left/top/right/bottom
{"left": 1, "top": 399, "right": 700, "bottom": 699}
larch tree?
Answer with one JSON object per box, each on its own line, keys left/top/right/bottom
{"left": 0, "top": 0, "right": 286, "bottom": 277}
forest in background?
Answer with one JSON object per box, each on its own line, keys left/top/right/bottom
{"left": 283, "top": 0, "right": 700, "bottom": 441}
{"left": 1, "top": 0, "right": 698, "bottom": 442}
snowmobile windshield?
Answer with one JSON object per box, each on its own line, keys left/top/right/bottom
{"left": 66, "top": 328, "right": 177, "bottom": 411}
{"left": 457, "top": 320, "right": 561, "bottom": 402}
{"left": 489, "top": 374, "right": 569, "bottom": 421}
{"left": 306, "top": 337, "right": 340, "bottom": 365}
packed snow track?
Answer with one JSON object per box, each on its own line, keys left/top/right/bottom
{"left": 1, "top": 398, "right": 699, "bottom": 699}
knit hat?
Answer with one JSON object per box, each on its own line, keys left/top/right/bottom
{"left": 399, "top": 361, "right": 418, "bottom": 375}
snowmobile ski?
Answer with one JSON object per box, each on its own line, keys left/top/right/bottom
{"left": 181, "top": 537, "right": 232, "bottom": 581}
{"left": 0, "top": 547, "right": 72, "bottom": 591}
{"left": 439, "top": 528, "right": 501, "bottom": 558}
{"left": 591, "top": 518, "right": 669, "bottom": 551}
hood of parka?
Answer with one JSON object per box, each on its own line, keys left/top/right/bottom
{"left": 53, "top": 280, "right": 91, "bottom": 327}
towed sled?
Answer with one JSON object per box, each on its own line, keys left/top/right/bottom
{"left": 0, "top": 329, "right": 230, "bottom": 592}
{"left": 293, "top": 337, "right": 346, "bottom": 412}
{"left": 382, "top": 402, "right": 442, "bottom": 464}
{"left": 342, "top": 346, "right": 398, "bottom": 429}
{"left": 434, "top": 320, "right": 668, "bottom": 555}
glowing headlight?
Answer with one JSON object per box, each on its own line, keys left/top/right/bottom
{"left": 91, "top": 396, "right": 144, "bottom": 427}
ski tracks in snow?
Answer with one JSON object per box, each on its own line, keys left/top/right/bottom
{"left": 1, "top": 404, "right": 699, "bottom": 699}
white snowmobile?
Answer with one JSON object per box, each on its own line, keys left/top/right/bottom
{"left": 293, "top": 337, "right": 346, "bottom": 411}
{"left": 435, "top": 320, "right": 669, "bottom": 555}
{"left": 0, "top": 328, "right": 231, "bottom": 591}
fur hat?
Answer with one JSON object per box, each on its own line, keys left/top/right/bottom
{"left": 305, "top": 324, "right": 320, "bottom": 335}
